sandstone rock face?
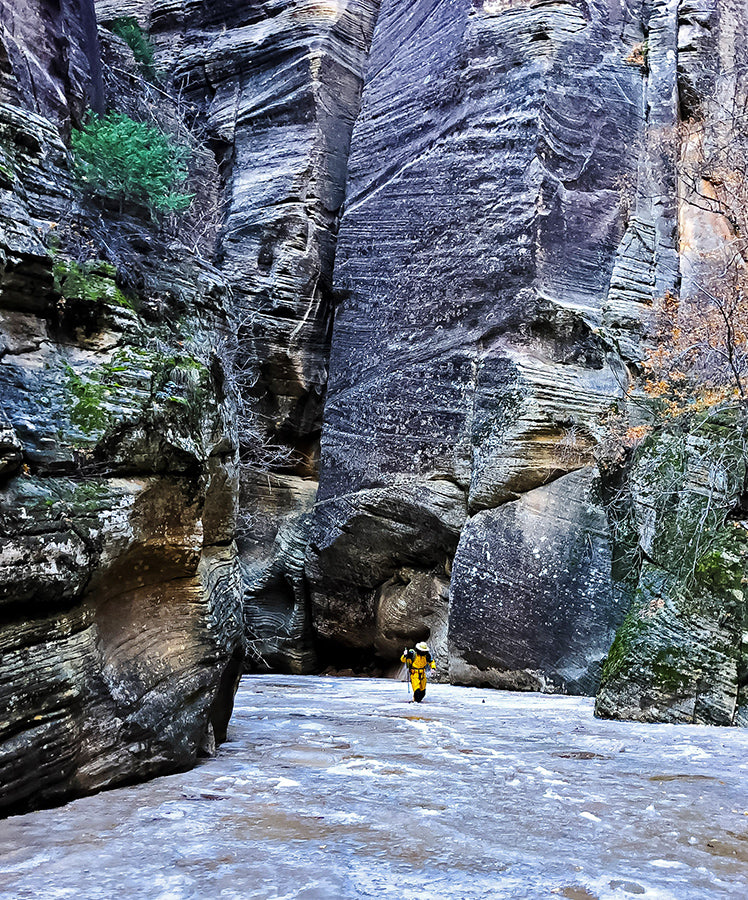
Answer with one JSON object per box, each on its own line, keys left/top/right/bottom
{"left": 450, "top": 468, "right": 629, "bottom": 695}
{"left": 308, "top": 478, "right": 465, "bottom": 668}
{"left": 595, "top": 413, "right": 748, "bottom": 725}
{"left": 126, "top": 0, "right": 380, "bottom": 669}
{"left": 147, "top": 0, "right": 380, "bottom": 444}
{"left": 302, "top": 0, "right": 748, "bottom": 713}
{"left": 594, "top": 0, "right": 748, "bottom": 724}
{"left": 240, "top": 471, "right": 318, "bottom": 673}
{"left": 307, "top": 0, "right": 657, "bottom": 686}
{"left": 4, "top": 0, "right": 748, "bottom": 826}
{"left": 0, "top": 0, "right": 104, "bottom": 125}
{"left": 0, "top": 4, "right": 243, "bottom": 812}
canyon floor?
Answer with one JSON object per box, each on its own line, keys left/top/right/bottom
{"left": 1, "top": 675, "right": 748, "bottom": 899}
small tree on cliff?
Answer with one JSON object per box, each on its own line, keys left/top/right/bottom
{"left": 71, "top": 112, "right": 193, "bottom": 216}
{"left": 109, "top": 17, "right": 157, "bottom": 80}
{"left": 640, "top": 79, "right": 748, "bottom": 415}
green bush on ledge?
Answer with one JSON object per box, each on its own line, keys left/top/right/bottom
{"left": 71, "top": 112, "right": 193, "bottom": 215}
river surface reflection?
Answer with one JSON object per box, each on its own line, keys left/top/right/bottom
{"left": 2, "top": 675, "right": 748, "bottom": 899}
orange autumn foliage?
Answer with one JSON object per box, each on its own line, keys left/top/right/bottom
{"left": 642, "top": 277, "right": 748, "bottom": 417}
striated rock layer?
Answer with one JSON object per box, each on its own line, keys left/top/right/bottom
{"left": 85, "top": 0, "right": 748, "bottom": 722}
{"left": 124, "top": 0, "right": 382, "bottom": 671}
{"left": 306, "top": 0, "right": 748, "bottom": 709}
{"left": 3, "top": 0, "right": 748, "bottom": 830}
{"left": 595, "top": 412, "right": 748, "bottom": 725}
{"left": 308, "top": 0, "right": 656, "bottom": 689}
{"left": 595, "top": 0, "right": 748, "bottom": 724}
{"left": 0, "top": 1, "right": 243, "bottom": 812}
{"left": 0, "top": 0, "right": 104, "bottom": 126}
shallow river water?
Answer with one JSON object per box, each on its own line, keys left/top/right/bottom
{"left": 2, "top": 675, "right": 748, "bottom": 899}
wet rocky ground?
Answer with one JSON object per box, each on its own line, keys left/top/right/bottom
{"left": 2, "top": 675, "right": 748, "bottom": 899}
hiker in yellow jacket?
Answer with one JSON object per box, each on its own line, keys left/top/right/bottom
{"left": 401, "top": 642, "right": 436, "bottom": 702}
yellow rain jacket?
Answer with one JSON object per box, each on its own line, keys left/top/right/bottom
{"left": 401, "top": 647, "right": 436, "bottom": 702}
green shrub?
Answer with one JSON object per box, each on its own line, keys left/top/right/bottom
{"left": 71, "top": 112, "right": 193, "bottom": 214}
{"left": 110, "top": 17, "right": 156, "bottom": 79}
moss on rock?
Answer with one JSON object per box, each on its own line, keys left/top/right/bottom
{"left": 597, "top": 407, "right": 748, "bottom": 725}
{"left": 53, "top": 257, "right": 134, "bottom": 310}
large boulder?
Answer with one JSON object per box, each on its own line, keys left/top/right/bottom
{"left": 450, "top": 468, "right": 629, "bottom": 695}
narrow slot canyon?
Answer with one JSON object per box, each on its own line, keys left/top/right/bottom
{"left": 3, "top": 0, "right": 748, "bottom": 895}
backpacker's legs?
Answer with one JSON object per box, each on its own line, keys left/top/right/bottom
{"left": 410, "top": 667, "right": 427, "bottom": 702}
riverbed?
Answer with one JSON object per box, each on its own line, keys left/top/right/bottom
{"left": 2, "top": 675, "right": 748, "bottom": 899}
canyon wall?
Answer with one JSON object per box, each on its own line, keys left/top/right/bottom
{"left": 307, "top": 0, "right": 666, "bottom": 691}
{"left": 595, "top": 0, "right": 748, "bottom": 725}
{"left": 0, "top": 0, "right": 242, "bottom": 812}
{"left": 91, "top": 1, "right": 748, "bottom": 718}
{"left": 306, "top": 0, "right": 748, "bottom": 718}
{"left": 128, "top": 0, "right": 381, "bottom": 673}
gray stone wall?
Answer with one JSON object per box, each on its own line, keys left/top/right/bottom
{"left": 307, "top": 0, "right": 653, "bottom": 686}
{"left": 0, "top": 0, "right": 243, "bottom": 812}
